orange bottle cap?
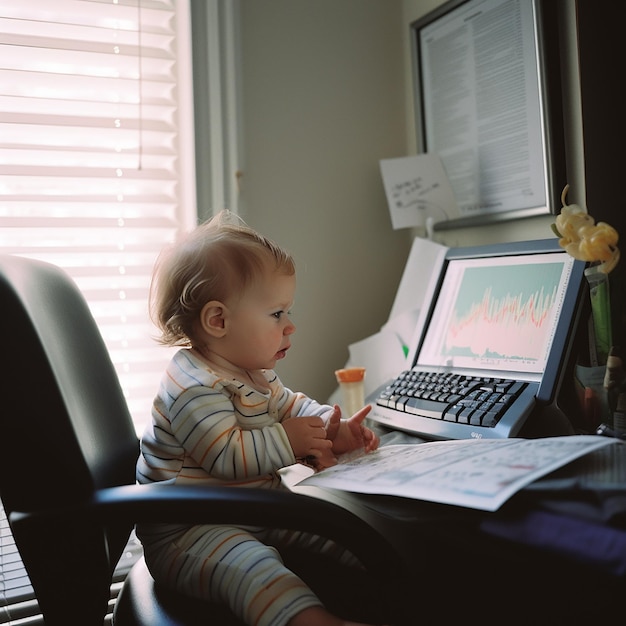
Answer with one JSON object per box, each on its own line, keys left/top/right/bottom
{"left": 335, "top": 367, "right": 366, "bottom": 383}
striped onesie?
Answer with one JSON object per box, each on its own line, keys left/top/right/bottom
{"left": 136, "top": 348, "right": 348, "bottom": 626}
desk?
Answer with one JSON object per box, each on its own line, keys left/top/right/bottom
{"left": 285, "top": 430, "right": 626, "bottom": 625}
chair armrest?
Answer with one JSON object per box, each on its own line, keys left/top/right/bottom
{"left": 10, "top": 483, "right": 405, "bottom": 576}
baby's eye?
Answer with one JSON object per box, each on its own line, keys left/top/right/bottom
{"left": 272, "top": 309, "right": 293, "bottom": 320}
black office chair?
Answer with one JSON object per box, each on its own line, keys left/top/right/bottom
{"left": 0, "top": 254, "right": 411, "bottom": 626}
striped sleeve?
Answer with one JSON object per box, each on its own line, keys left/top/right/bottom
{"left": 266, "top": 372, "right": 334, "bottom": 424}
{"left": 170, "top": 384, "right": 296, "bottom": 480}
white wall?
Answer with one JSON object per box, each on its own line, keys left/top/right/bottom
{"left": 238, "top": 1, "right": 411, "bottom": 402}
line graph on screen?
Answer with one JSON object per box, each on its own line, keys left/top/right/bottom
{"left": 443, "top": 263, "right": 564, "bottom": 362}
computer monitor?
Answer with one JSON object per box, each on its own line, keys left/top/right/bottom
{"left": 410, "top": 238, "right": 585, "bottom": 405}
{"left": 366, "top": 238, "right": 587, "bottom": 440}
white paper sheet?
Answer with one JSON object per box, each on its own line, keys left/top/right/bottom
{"left": 295, "top": 436, "right": 617, "bottom": 511}
{"left": 388, "top": 235, "right": 447, "bottom": 322}
{"left": 380, "top": 154, "right": 461, "bottom": 229}
{"left": 343, "top": 321, "right": 413, "bottom": 400}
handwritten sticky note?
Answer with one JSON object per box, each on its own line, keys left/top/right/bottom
{"left": 380, "top": 154, "right": 460, "bottom": 229}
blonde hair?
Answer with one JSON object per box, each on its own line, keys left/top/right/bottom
{"left": 150, "top": 210, "right": 295, "bottom": 346}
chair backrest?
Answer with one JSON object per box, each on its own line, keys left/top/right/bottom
{"left": 0, "top": 254, "right": 140, "bottom": 624}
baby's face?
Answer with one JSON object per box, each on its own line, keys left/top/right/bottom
{"left": 219, "top": 270, "right": 296, "bottom": 371}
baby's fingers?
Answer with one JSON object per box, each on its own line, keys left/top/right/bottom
{"left": 310, "top": 448, "right": 338, "bottom": 469}
{"left": 310, "top": 437, "right": 333, "bottom": 453}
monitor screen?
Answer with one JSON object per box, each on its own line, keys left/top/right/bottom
{"left": 410, "top": 0, "right": 566, "bottom": 228}
{"left": 417, "top": 251, "right": 576, "bottom": 376}
{"left": 410, "top": 239, "right": 586, "bottom": 403}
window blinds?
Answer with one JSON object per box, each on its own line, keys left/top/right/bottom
{"left": 0, "top": 0, "right": 196, "bottom": 434}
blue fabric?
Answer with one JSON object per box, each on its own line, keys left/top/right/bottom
{"left": 481, "top": 509, "right": 626, "bottom": 576}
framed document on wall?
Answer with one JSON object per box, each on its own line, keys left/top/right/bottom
{"left": 411, "top": 0, "right": 567, "bottom": 229}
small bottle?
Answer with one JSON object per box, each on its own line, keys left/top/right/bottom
{"left": 334, "top": 367, "right": 366, "bottom": 417}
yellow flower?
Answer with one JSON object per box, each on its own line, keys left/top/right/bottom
{"left": 551, "top": 185, "right": 620, "bottom": 273}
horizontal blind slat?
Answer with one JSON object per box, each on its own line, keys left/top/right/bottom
{"left": 0, "top": 1, "right": 176, "bottom": 33}
{"left": 0, "top": 0, "right": 194, "bottom": 437}
{"left": 0, "top": 22, "right": 175, "bottom": 52}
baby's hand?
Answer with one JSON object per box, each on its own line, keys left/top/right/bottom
{"left": 326, "top": 404, "right": 380, "bottom": 456}
{"left": 282, "top": 416, "right": 335, "bottom": 464}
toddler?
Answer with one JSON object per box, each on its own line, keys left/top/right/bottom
{"left": 136, "top": 210, "right": 382, "bottom": 626}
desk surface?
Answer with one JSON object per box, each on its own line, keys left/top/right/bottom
{"left": 284, "top": 429, "right": 626, "bottom": 624}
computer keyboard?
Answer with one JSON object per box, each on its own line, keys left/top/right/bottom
{"left": 368, "top": 369, "right": 537, "bottom": 440}
{"left": 377, "top": 370, "right": 528, "bottom": 428}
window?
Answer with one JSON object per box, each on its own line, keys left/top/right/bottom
{"left": 0, "top": 0, "right": 196, "bottom": 434}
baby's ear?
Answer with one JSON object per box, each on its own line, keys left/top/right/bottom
{"left": 200, "top": 301, "right": 227, "bottom": 338}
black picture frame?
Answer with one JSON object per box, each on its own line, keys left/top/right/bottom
{"left": 410, "top": 0, "right": 566, "bottom": 230}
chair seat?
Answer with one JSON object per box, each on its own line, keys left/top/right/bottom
{"left": 113, "top": 556, "right": 246, "bottom": 625}
{"left": 113, "top": 551, "right": 396, "bottom": 625}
